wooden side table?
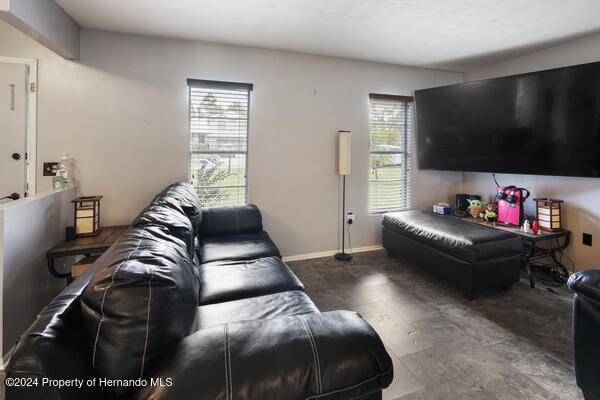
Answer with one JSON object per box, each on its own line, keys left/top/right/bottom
{"left": 46, "top": 225, "right": 129, "bottom": 284}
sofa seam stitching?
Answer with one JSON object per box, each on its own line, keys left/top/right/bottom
{"left": 303, "top": 368, "right": 393, "bottom": 400}
{"left": 91, "top": 235, "right": 143, "bottom": 368}
{"left": 298, "top": 316, "right": 322, "bottom": 394}
{"left": 139, "top": 271, "right": 154, "bottom": 378}
{"left": 224, "top": 324, "right": 232, "bottom": 400}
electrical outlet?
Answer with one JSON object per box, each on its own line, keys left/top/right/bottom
{"left": 583, "top": 233, "right": 592, "bottom": 246}
{"left": 346, "top": 212, "right": 355, "bottom": 224}
{"left": 43, "top": 162, "right": 58, "bottom": 176}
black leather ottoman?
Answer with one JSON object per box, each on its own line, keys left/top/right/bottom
{"left": 382, "top": 210, "right": 522, "bottom": 299}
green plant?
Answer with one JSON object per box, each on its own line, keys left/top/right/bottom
{"left": 192, "top": 163, "right": 232, "bottom": 207}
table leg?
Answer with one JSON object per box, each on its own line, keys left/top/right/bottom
{"left": 47, "top": 257, "right": 73, "bottom": 284}
{"left": 525, "top": 243, "right": 536, "bottom": 288}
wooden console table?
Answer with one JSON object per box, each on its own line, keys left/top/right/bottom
{"left": 46, "top": 225, "right": 129, "bottom": 284}
{"left": 464, "top": 218, "right": 571, "bottom": 288}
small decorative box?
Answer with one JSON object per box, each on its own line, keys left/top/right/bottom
{"left": 433, "top": 204, "right": 452, "bottom": 215}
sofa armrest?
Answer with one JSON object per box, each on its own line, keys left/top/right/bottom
{"left": 138, "top": 310, "right": 393, "bottom": 400}
{"left": 568, "top": 269, "right": 600, "bottom": 397}
{"left": 198, "top": 204, "right": 263, "bottom": 237}
{"left": 5, "top": 277, "right": 103, "bottom": 400}
{"left": 568, "top": 270, "right": 600, "bottom": 303}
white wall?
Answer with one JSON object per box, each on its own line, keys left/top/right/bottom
{"left": 0, "top": 21, "right": 463, "bottom": 258}
{"left": 463, "top": 32, "right": 600, "bottom": 271}
{"left": 0, "top": 187, "right": 76, "bottom": 364}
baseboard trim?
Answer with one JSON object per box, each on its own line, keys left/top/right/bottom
{"left": 283, "top": 245, "right": 383, "bottom": 262}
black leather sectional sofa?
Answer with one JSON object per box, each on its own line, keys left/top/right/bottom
{"left": 6, "top": 182, "right": 393, "bottom": 399}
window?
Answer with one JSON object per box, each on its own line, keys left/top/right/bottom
{"left": 187, "top": 79, "right": 253, "bottom": 207}
{"left": 368, "top": 93, "right": 413, "bottom": 214}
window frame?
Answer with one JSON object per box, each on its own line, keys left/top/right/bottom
{"left": 368, "top": 93, "right": 413, "bottom": 214}
{"left": 187, "top": 79, "right": 253, "bottom": 207}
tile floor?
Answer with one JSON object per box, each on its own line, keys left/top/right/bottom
{"left": 287, "top": 249, "right": 582, "bottom": 400}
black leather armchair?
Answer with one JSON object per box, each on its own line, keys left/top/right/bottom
{"left": 567, "top": 269, "right": 600, "bottom": 400}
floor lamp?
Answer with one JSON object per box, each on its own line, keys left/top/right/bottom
{"left": 335, "top": 131, "right": 352, "bottom": 261}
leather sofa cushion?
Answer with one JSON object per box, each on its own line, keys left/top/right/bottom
{"left": 197, "top": 203, "right": 263, "bottom": 237}
{"left": 383, "top": 210, "right": 522, "bottom": 262}
{"left": 132, "top": 203, "right": 195, "bottom": 257}
{"left": 198, "top": 256, "right": 304, "bottom": 305}
{"left": 153, "top": 182, "right": 202, "bottom": 231}
{"left": 80, "top": 226, "right": 199, "bottom": 393}
{"left": 200, "top": 231, "right": 281, "bottom": 264}
{"left": 196, "top": 290, "right": 319, "bottom": 329}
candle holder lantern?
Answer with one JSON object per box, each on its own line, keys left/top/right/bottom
{"left": 535, "top": 198, "right": 563, "bottom": 232}
{"left": 72, "top": 195, "right": 103, "bottom": 237}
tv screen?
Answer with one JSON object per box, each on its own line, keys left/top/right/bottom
{"left": 415, "top": 61, "right": 600, "bottom": 178}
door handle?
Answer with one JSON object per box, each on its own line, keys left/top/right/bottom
{"left": 12, "top": 153, "right": 21, "bottom": 160}
{"left": 1, "top": 193, "right": 20, "bottom": 200}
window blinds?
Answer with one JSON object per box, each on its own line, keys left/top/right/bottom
{"left": 187, "top": 79, "right": 252, "bottom": 206}
{"left": 368, "top": 94, "right": 413, "bottom": 213}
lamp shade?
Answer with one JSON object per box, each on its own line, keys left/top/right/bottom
{"left": 338, "top": 130, "right": 351, "bottom": 175}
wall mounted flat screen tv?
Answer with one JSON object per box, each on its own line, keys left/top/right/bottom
{"left": 415, "top": 61, "right": 600, "bottom": 178}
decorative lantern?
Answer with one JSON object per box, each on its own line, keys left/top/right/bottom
{"left": 535, "top": 198, "right": 563, "bottom": 232}
{"left": 71, "top": 196, "right": 103, "bottom": 236}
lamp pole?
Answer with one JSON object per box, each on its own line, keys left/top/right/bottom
{"left": 335, "top": 175, "right": 352, "bottom": 261}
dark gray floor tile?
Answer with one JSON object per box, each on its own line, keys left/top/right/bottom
{"left": 353, "top": 301, "right": 435, "bottom": 357}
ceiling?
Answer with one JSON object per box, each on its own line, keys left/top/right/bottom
{"left": 53, "top": 0, "right": 600, "bottom": 72}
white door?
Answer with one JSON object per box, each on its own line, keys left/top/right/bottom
{"left": 0, "top": 62, "right": 28, "bottom": 203}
